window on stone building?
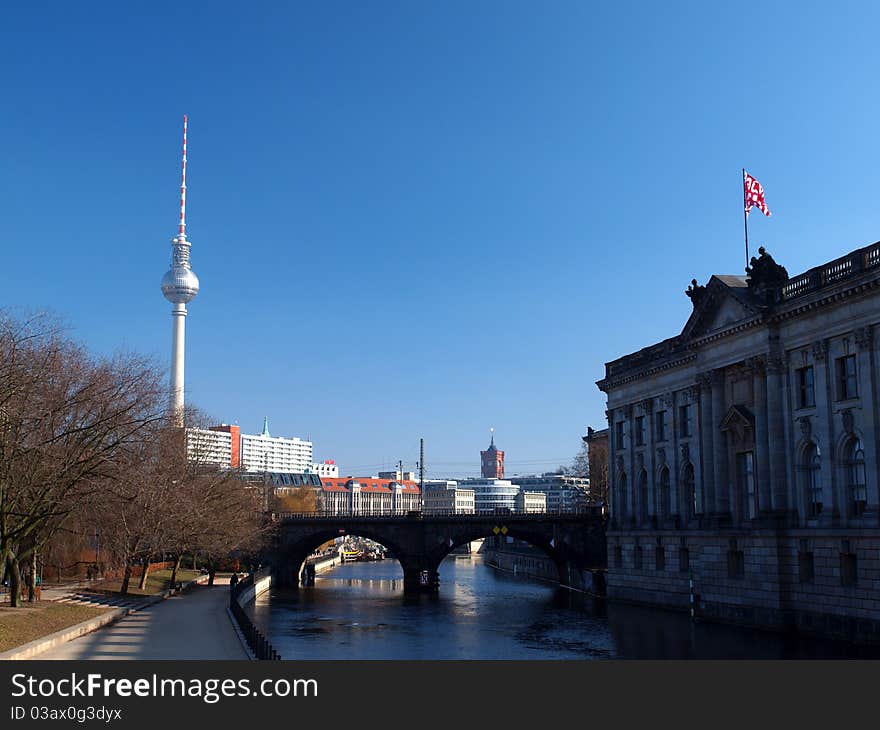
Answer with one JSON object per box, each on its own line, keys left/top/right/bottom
{"left": 658, "top": 466, "right": 670, "bottom": 520}
{"left": 679, "top": 539, "right": 690, "bottom": 573}
{"left": 846, "top": 438, "right": 867, "bottom": 517}
{"left": 836, "top": 355, "right": 858, "bottom": 400}
{"left": 737, "top": 451, "right": 757, "bottom": 520}
{"left": 727, "top": 539, "right": 745, "bottom": 579}
{"left": 679, "top": 404, "right": 692, "bottom": 438}
{"left": 618, "top": 472, "right": 628, "bottom": 519}
{"left": 682, "top": 462, "right": 697, "bottom": 519}
{"left": 615, "top": 421, "right": 626, "bottom": 450}
{"left": 803, "top": 443, "right": 823, "bottom": 518}
{"left": 635, "top": 416, "right": 645, "bottom": 446}
{"left": 797, "top": 366, "right": 815, "bottom": 408}
{"left": 840, "top": 542, "right": 858, "bottom": 587}
{"left": 654, "top": 410, "right": 667, "bottom": 442}
{"left": 638, "top": 470, "right": 649, "bottom": 524}
{"left": 798, "top": 540, "right": 814, "bottom": 584}
{"left": 655, "top": 538, "right": 665, "bottom": 572}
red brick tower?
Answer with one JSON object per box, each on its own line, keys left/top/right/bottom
{"left": 480, "top": 429, "right": 504, "bottom": 479}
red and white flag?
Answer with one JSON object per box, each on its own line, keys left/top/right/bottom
{"left": 744, "top": 170, "right": 771, "bottom": 216}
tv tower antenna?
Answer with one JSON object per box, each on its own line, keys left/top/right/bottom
{"left": 160, "top": 115, "right": 200, "bottom": 425}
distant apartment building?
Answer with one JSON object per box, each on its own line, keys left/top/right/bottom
{"left": 423, "top": 483, "right": 476, "bottom": 514}
{"left": 378, "top": 469, "right": 418, "bottom": 482}
{"left": 184, "top": 418, "right": 312, "bottom": 475}
{"left": 318, "top": 477, "right": 421, "bottom": 516}
{"left": 511, "top": 473, "right": 591, "bottom": 512}
{"left": 311, "top": 460, "right": 340, "bottom": 478}
{"left": 240, "top": 419, "right": 312, "bottom": 473}
{"left": 514, "top": 490, "right": 547, "bottom": 514}
{"left": 185, "top": 427, "right": 233, "bottom": 467}
{"left": 209, "top": 424, "right": 241, "bottom": 467}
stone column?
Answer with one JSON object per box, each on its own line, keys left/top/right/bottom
{"left": 606, "top": 408, "right": 618, "bottom": 527}
{"left": 752, "top": 356, "right": 772, "bottom": 514}
{"left": 642, "top": 398, "right": 655, "bottom": 521}
{"left": 698, "top": 373, "right": 715, "bottom": 515}
{"left": 766, "top": 356, "right": 788, "bottom": 512}
{"left": 812, "top": 339, "right": 836, "bottom": 520}
{"left": 855, "top": 326, "right": 878, "bottom": 519}
{"left": 711, "top": 369, "right": 730, "bottom": 515}
{"left": 670, "top": 391, "right": 680, "bottom": 522}
{"left": 625, "top": 404, "right": 636, "bottom": 526}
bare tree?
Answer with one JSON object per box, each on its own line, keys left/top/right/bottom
{"left": 569, "top": 440, "right": 590, "bottom": 478}
{"left": 0, "top": 313, "right": 164, "bottom": 606}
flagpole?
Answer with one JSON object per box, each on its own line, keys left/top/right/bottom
{"left": 742, "top": 168, "right": 750, "bottom": 270}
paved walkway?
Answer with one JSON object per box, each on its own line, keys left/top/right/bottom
{"left": 33, "top": 581, "right": 248, "bottom": 660}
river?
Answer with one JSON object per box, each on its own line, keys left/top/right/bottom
{"left": 248, "top": 556, "right": 880, "bottom": 659}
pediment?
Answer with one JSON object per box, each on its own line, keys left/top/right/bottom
{"left": 681, "top": 276, "right": 761, "bottom": 341}
{"left": 720, "top": 404, "right": 754, "bottom": 432}
{"left": 720, "top": 405, "right": 755, "bottom": 448}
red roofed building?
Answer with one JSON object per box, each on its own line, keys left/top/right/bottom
{"left": 318, "top": 477, "right": 421, "bottom": 516}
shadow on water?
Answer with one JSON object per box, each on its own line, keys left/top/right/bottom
{"left": 248, "top": 558, "right": 880, "bottom": 660}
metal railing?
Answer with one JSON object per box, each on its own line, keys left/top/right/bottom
{"left": 782, "top": 241, "right": 880, "bottom": 300}
{"left": 229, "top": 571, "right": 282, "bottom": 661}
{"left": 272, "top": 507, "right": 604, "bottom": 521}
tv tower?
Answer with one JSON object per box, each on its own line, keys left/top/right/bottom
{"left": 160, "top": 115, "right": 199, "bottom": 425}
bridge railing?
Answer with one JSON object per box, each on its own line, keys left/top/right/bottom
{"left": 229, "top": 570, "right": 282, "bottom": 661}
{"left": 271, "top": 507, "right": 605, "bottom": 521}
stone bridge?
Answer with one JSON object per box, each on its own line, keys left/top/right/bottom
{"left": 270, "top": 510, "right": 607, "bottom": 595}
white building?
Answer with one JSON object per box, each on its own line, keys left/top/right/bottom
{"left": 510, "top": 474, "right": 591, "bottom": 512}
{"left": 184, "top": 418, "right": 312, "bottom": 474}
{"left": 378, "top": 469, "right": 418, "bottom": 482}
{"left": 239, "top": 418, "right": 313, "bottom": 474}
{"left": 423, "top": 483, "right": 476, "bottom": 514}
{"left": 311, "top": 460, "right": 340, "bottom": 478}
{"left": 318, "top": 477, "right": 421, "bottom": 516}
{"left": 514, "top": 490, "right": 547, "bottom": 514}
{"left": 185, "top": 428, "right": 232, "bottom": 467}
{"left": 461, "top": 479, "right": 521, "bottom": 512}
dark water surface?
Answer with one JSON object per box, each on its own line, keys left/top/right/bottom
{"left": 248, "top": 557, "right": 880, "bottom": 659}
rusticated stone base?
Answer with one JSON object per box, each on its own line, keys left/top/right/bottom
{"left": 607, "top": 527, "right": 880, "bottom": 645}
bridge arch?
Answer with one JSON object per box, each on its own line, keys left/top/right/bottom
{"left": 273, "top": 527, "right": 409, "bottom": 589}
{"left": 427, "top": 526, "right": 586, "bottom": 590}
{"left": 271, "top": 512, "right": 606, "bottom": 595}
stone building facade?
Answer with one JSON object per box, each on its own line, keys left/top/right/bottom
{"left": 597, "top": 242, "right": 880, "bottom": 643}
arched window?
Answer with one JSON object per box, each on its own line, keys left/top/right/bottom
{"left": 847, "top": 438, "right": 867, "bottom": 517}
{"left": 682, "top": 463, "right": 696, "bottom": 519}
{"left": 617, "top": 472, "right": 628, "bottom": 520}
{"left": 803, "top": 443, "right": 823, "bottom": 518}
{"left": 638, "top": 470, "right": 649, "bottom": 524}
{"left": 658, "top": 467, "right": 670, "bottom": 520}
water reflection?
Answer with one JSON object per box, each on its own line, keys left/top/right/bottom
{"left": 248, "top": 557, "right": 880, "bottom": 659}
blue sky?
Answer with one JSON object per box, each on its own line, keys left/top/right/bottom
{"left": 2, "top": 2, "right": 879, "bottom": 478}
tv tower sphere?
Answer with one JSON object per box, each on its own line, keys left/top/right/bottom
{"left": 161, "top": 255, "right": 200, "bottom": 303}
{"left": 161, "top": 115, "right": 199, "bottom": 423}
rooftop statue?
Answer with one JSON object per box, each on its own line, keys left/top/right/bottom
{"left": 746, "top": 246, "right": 788, "bottom": 289}
{"left": 745, "top": 246, "right": 788, "bottom": 304}
{"left": 685, "top": 278, "right": 707, "bottom": 308}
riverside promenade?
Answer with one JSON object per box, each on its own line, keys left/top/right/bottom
{"left": 32, "top": 580, "right": 248, "bottom": 660}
